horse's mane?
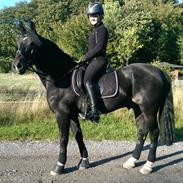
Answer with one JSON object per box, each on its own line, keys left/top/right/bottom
{"left": 34, "top": 34, "right": 77, "bottom": 79}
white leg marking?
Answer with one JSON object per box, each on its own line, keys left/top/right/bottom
{"left": 57, "top": 161, "right": 64, "bottom": 166}
{"left": 140, "top": 161, "right": 153, "bottom": 174}
{"left": 123, "top": 157, "right": 137, "bottom": 169}
{"left": 50, "top": 171, "right": 57, "bottom": 176}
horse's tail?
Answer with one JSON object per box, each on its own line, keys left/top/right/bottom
{"left": 159, "top": 71, "right": 175, "bottom": 145}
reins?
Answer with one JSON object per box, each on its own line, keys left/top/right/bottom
{"left": 27, "top": 62, "right": 85, "bottom": 82}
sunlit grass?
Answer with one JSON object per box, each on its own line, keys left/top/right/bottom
{"left": 172, "top": 85, "right": 183, "bottom": 141}
{"left": 0, "top": 73, "right": 44, "bottom": 101}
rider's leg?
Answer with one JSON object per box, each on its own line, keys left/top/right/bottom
{"left": 85, "top": 81, "right": 99, "bottom": 122}
{"left": 83, "top": 58, "right": 107, "bottom": 123}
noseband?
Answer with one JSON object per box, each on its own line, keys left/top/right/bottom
{"left": 16, "top": 49, "right": 34, "bottom": 68}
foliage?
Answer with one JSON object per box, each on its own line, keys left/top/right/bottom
{"left": 0, "top": 57, "right": 12, "bottom": 73}
{"left": 57, "top": 13, "right": 91, "bottom": 60}
{"left": 104, "top": 0, "right": 123, "bottom": 67}
{"left": 150, "top": 1, "right": 183, "bottom": 64}
{"left": 177, "top": 35, "right": 183, "bottom": 65}
{"left": 115, "top": 0, "right": 154, "bottom": 65}
{"left": 0, "top": 0, "right": 183, "bottom": 72}
{"left": 0, "top": 2, "right": 36, "bottom": 73}
{"left": 104, "top": 0, "right": 183, "bottom": 67}
{"left": 151, "top": 59, "right": 172, "bottom": 78}
{"left": 31, "top": 0, "right": 70, "bottom": 42}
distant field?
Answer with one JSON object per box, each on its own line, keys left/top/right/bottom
{"left": 0, "top": 73, "right": 45, "bottom": 101}
{"left": 0, "top": 73, "right": 182, "bottom": 141}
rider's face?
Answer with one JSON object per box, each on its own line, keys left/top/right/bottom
{"left": 89, "top": 14, "right": 101, "bottom": 26}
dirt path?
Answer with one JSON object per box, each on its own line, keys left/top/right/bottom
{"left": 0, "top": 140, "right": 183, "bottom": 183}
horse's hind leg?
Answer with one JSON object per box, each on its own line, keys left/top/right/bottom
{"left": 123, "top": 105, "right": 148, "bottom": 169}
{"left": 140, "top": 115, "right": 159, "bottom": 174}
{"left": 70, "top": 116, "right": 89, "bottom": 170}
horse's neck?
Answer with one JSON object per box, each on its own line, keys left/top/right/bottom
{"left": 36, "top": 67, "right": 72, "bottom": 91}
{"left": 33, "top": 36, "right": 77, "bottom": 94}
{"left": 36, "top": 36, "right": 76, "bottom": 73}
{"left": 38, "top": 75, "right": 52, "bottom": 88}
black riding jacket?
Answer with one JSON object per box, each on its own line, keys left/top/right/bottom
{"left": 83, "top": 22, "right": 108, "bottom": 62}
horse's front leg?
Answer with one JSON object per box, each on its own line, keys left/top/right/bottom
{"left": 50, "top": 113, "right": 70, "bottom": 175}
{"left": 70, "top": 116, "right": 89, "bottom": 170}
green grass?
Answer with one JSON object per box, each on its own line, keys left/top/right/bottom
{"left": 0, "top": 73, "right": 183, "bottom": 141}
{"left": 80, "top": 114, "right": 136, "bottom": 141}
{"left": 0, "top": 121, "right": 58, "bottom": 141}
{"left": 0, "top": 105, "right": 182, "bottom": 142}
{"left": 0, "top": 113, "right": 137, "bottom": 141}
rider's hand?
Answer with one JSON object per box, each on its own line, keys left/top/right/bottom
{"left": 79, "top": 57, "right": 87, "bottom": 65}
{"left": 79, "top": 57, "right": 85, "bottom": 63}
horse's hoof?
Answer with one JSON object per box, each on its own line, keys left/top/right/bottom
{"left": 50, "top": 164, "right": 64, "bottom": 175}
{"left": 139, "top": 167, "right": 152, "bottom": 174}
{"left": 77, "top": 158, "right": 89, "bottom": 170}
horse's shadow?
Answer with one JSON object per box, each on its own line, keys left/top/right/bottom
{"left": 64, "top": 145, "right": 149, "bottom": 173}
{"left": 153, "top": 150, "right": 183, "bottom": 172}
{"left": 64, "top": 150, "right": 133, "bottom": 174}
{"left": 89, "top": 150, "right": 133, "bottom": 168}
{"left": 65, "top": 145, "right": 183, "bottom": 174}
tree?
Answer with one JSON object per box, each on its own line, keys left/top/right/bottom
{"left": 113, "top": 0, "right": 154, "bottom": 66}
{"left": 0, "top": 1, "right": 36, "bottom": 72}
{"left": 149, "top": 1, "right": 183, "bottom": 64}
{"left": 57, "top": 13, "right": 91, "bottom": 60}
{"left": 111, "top": 0, "right": 183, "bottom": 66}
{"left": 104, "top": 0, "right": 122, "bottom": 67}
{"left": 0, "top": 0, "right": 183, "bottom": 72}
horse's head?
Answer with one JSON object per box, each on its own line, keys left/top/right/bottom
{"left": 12, "top": 20, "right": 42, "bottom": 74}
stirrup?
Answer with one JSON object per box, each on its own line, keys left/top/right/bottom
{"left": 87, "top": 110, "right": 100, "bottom": 123}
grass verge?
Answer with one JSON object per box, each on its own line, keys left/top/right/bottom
{"left": 0, "top": 115, "right": 137, "bottom": 141}
{"left": 0, "top": 73, "right": 183, "bottom": 141}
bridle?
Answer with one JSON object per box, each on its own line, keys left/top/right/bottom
{"left": 15, "top": 48, "right": 85, "bottom": 82}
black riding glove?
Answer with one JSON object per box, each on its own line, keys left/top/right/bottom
{"left": 79, "top": 57, "right": 88, "bottom": 65}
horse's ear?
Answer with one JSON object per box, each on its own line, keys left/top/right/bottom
{"left": 27, "top": 20, "right": 42, "bottom": 46}
{"left": 27, "top": 20, "right": 37, "bottom": 33}
{"left": 15, "top": 20, "right": 26, "bottom": 35}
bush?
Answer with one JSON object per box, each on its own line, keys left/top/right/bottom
{"left": 0, "top": 57, "right": 12, "bottom": 73}
{"left": 57, "top": 13, "right": 91, "bottom": 61}
{"left": 177, "top": 35, "right": 183, "bottom": 65}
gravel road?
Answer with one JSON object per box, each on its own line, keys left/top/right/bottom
{"left": 0, "top": 140, "right": 183, "bottom": 183}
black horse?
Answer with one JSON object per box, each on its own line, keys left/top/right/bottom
{"left": 12, "top": 21, "right": 174, "bottom": 175}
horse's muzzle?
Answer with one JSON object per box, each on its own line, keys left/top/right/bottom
{"left": 12, "top": 59, "right": 27, "bottom": 74}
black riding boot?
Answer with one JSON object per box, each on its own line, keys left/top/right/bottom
{"left": 85, "top": 82, "right": 100, "bottom": 123}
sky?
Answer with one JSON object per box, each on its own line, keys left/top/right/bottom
{"left": 0, "top": 0, "right": 182, "bottom": 10}
{"left": 0, "top": 0, "right": 31, "bottom": 10}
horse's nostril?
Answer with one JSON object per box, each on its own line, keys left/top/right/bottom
{"left": 17, "top": 63, "right": 23, "bottom": 69}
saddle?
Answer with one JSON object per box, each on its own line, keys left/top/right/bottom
{"left": 71, "top": 66, "right": 119, "bottom": 99}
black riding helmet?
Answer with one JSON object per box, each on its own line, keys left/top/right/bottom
{"left": 87, "top": 2, "right": 104, "bottom": 17}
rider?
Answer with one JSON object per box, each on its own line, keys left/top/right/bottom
{"left": 81, "top": 2, "right": 109, "bottom": 123}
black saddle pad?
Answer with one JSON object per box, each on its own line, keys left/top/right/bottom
{"left": 72, "top": 67, "right": 119, "bottom": 99}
